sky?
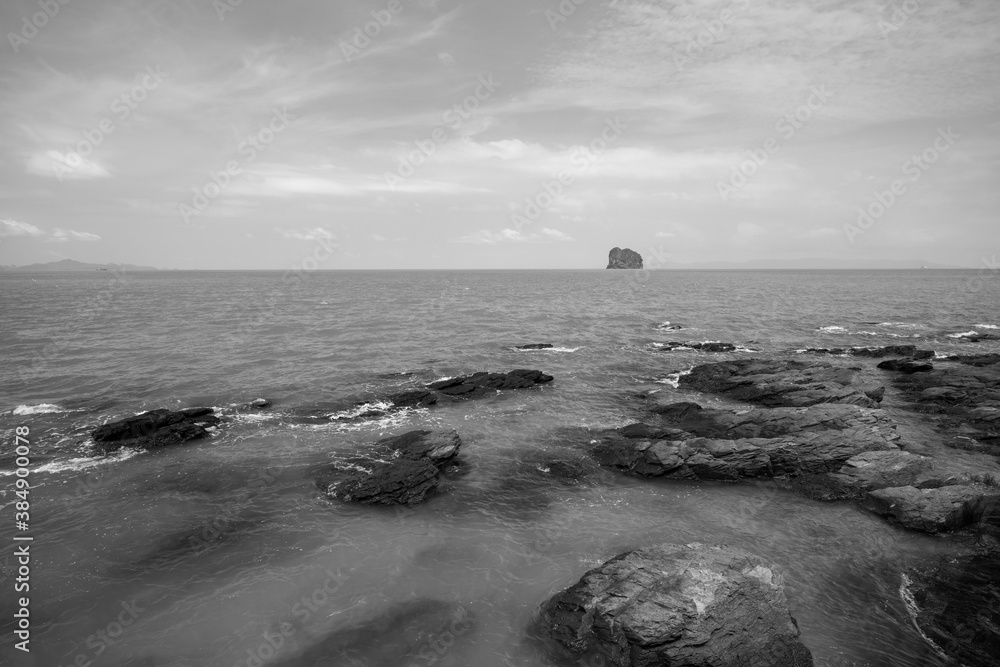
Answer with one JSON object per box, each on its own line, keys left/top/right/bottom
{"left": 0, "top": 0, "right": 998, "bottom": 269}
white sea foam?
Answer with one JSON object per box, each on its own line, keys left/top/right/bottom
{"left": 12, "top": 403, "right": 67, "bottom": 415}
{"left": 514, "top": 346, "right": 581, "bottom": 353}
{"left": 327, "top": 401, "right": 394, "bottom": 421}
{"left": 899, "top": 573, "right": 950, "bottom": 661}
{"left": 818, "top": 325, "right": 847, "bottom": 333}
{"left": 658, "top": 368, "right": 693, "bottom": 388}
{"left": 0, "top": 448, "right": 144, "bottom": 477}
{"left": 947, "top": 331, "right": 979, "bottom": 338}
{"left": 974, "top": 323, "right": 998, "bottom": 329}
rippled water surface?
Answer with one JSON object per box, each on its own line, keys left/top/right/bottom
{"left": 1, "top": 269, "right": 998, "bottom": 666}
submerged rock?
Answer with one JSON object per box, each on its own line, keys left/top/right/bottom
{"left": 275, "top": 597, "right": 474, "bottom": 666}
{"left": 804, "top": 345, "right": 935, "bottom": 359}
{"left": 654, "top": 341, "right": 743, "bottom": 353}
{"left": 864, "top": 484, "right": 1000, "bottom": 533}
{"left": 606, "top": 247, "right": 643, "bottom": 269}
{"left": 91, "top": 407, "right": 219, "bottom": 454}
{"left": 679, "top": 358, "right": 880, "bottom": 408}
{"left": 534, "top": 543, "right": 813, "bottom": 667}
{"left": 323, "top": 429, "right": 463, "bottom": 506}
{"left": 516, "top": 343, "right": 554, "bottom": 350}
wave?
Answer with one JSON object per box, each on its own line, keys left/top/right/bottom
{"left": 898, "top": 573, "right": 950, "bottom": 661}
{"left": 0, "top": 448, "right": 144, "bottom": 477}
{"left": 657, "top": 368, "right": 693, "bottom": 388}
{"left": 818, "top": 326, "right": 921, "bottom": 338}
{"left": 947, "top": 331, "right": 979, "bottom": 339}
{"left": 974, "top": 323, "right": 999, "bottom": 329}
{"left": 12, "top": 403, "right": 68, "bottom": 415}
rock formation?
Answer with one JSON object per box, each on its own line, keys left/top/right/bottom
{"left": 535, "top": 543, "right": 813, "bottom": 666}
{"left": 606, "top": 247, "right": 643, "bottom": 269}
{"left": 91, "top": 407, "right": 219, "bottom": 454}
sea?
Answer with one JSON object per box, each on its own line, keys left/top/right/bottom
{"left": 1, "top": 268, "right": 998, "bottom": 667}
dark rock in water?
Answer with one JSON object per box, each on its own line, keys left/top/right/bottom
{"left": 91, "top": 408, "right": 219, "bottom": 454}
{"left": 388, "top": 369, "right": 553, "bottom": 409}
{"left": 864, "top": 484, "right": 1000, "bottom": 533}
{"left": 806, "top": 345, "right": 937, "bottom": 359}
{"left": 656, "top": 321, "right": 684, "bottom": 330}
{"left": 517, "top": 343, "right": 553, "bottom": 350}
{"left": 534, "top": 543, "right": 813, "bottom": 667}
{"left": 944, "top": 353, "right": 1000, "bottom": 367}
{"left": 275, "top": 597, "right": 474, "bottom": 666}
{"left": 864, "top": 386, "right": 886, "bottom": 401}
{"left": 655, "top": 341, "right": 745, "bottom": 353}
{"left": 951, "top": 332, "right": 1000, "bottom": 343}
{"left": 906, "top": 554, "right": 1000, "bottom": 667}
{"left": 680, "top": 358, "right": 880, "bottom": 408}
{"left": 594, "top": 403, "right": 899, "bottom": 481}
{"left": 606, "top": 247, "right": 643, "bottom": 269}
{"left": 324, "top": 430, "right": 462, "bottom": 506}
{"left": 877, "top": 358, "right": 934, "bottom": 374}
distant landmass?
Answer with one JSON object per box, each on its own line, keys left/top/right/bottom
{"left": 607, "top": 247, "right": 643, "bottom": 269}
{"left": 0, "top": 259, "right": 160, "bottom": 272}
{"left": 648, "top": 258, "right": 968, "bottom": 270}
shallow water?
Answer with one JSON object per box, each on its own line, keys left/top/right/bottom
{"left": 2, "top": 269, "right": 998, "bottom": 665}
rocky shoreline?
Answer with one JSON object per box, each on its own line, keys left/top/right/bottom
{"left": 86, "top": 342, "right": 1000, "bottom": 665}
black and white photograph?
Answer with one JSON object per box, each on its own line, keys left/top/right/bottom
{"left": 1, "top": 0, "right": 999, "bottom": 665}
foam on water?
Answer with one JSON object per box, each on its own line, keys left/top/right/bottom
{"left": 947, "top": 331, "right": 979, "bottom": 338}
{"left": 0, "top": 447, "right": 144, "bottom": 477}
{"left": 12, "top": 403, "right": 67, "bottom": 415}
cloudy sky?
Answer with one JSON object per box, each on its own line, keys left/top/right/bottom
{"left": 0, "top": 0, "right": 997, "bottom": 269}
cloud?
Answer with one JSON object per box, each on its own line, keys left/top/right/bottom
{"left": 1, "top": 219, "right": 100, "bottom": 242}
{"left": 277, "top": 227, "right": 337, "bottom": 241}
{"left": 26, "top": 151, "right": 111, "bottom": 180}
{"left": 49, "top": 228, "right": 101, "bottom": 242}
{"left": 0, "top": 219, "right": 45, "bottom": 238}
{"left": 454, "top": 227, "right": 574, "bottom": 244}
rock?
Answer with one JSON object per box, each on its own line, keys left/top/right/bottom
{"left": 655, "top": 341, "right": 740, "bottom": 353}
{"left": 534, "top": 543, "right": 813, "bottom": 667}
{"left": 606, "top": 247, "right": 643, "bottom": 269}
{"left": 679, "top": 358, "right": 880, "bottom": 408}
{"left": 905, "top": 554, "right": 1000, "bottom": 667}
{"left": 594, "top": 402, "right": 900, "bottom": 480}
{"left": 877, "top": 358, "right": 934, "bottom": 374}
{"left": 323, "top": 429, "right": 463, "bottom": 506}
{"left": 275, "top": 598, "right": 474, "bottom": 666}
{"left": 864, "top": 484, "right": 1000, "bottom": 533}
{"left": 391, "top": 369, "right": 553, "bottom": 407}
{"left": 516, "top": 343, "right": 554, "bottom": 350}
{"left": 249, "top": 397, "right": 270, "bottom": 409}
{"left": 864, "top": 386, "right": 886, "bottom": 401}
{"left": 91, "top": 408, "right": 219, "bottom": 454}
{"left": 802, "top": 345, "right": 935, "bottom": 359}
{"left": 793, "top": 450, "right": 933, "bottom": 500}
{"left": 944, "top": 353, "right": 1000, "bottom": 367}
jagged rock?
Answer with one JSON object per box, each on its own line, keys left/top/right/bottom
{"left": 606, "top": 247, "right": 643, "bottom": 269}
{"left": 593, "top": 403, "right": 899, "bottom": 480}
{"left": 91, "top": 408, "right": 219, "bottom": 454}
{"left": 323, "top": 429, "right": 463, "bottom": 506}
{"left": 655, "top": 341, "right": 742, "bottom": 353}
{"left": 534, "top": 543, "right": 813, "bottom": 667}
{"left": 877, "top": 358, "right": 934, "bottom": 374}
{"left": 679, "top": 359, "right": 880, "bottom": 408}
{"left": 516, "top": 343, "right": 554, "bottom": 350}
{"left": 804, "top": 345, "right": 935, "bottom": 359}
{"left": 905, "top": 554, "right": 1000, "bottom": 667}
{"left": 389, "top": 369, "right": 553, "bottom": 408}
{"left": 864, "top": 484, "right": 1000, "bottom": 532}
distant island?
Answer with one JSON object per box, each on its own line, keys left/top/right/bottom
{"left": 0, "top": 259, "right": 160, "bottom": 272}
{"left": 607, "top": 247, "right": 643, "bottom": 269}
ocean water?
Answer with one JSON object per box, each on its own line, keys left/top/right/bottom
{"left": 1, "top": 269, "right": 998, "bottom": 666}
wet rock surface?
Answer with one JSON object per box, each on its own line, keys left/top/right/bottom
{"left": 803, "top": 345, "right": 935, "bottom": 359}
{"left": 906, "top": 554, "right": 1000, "bottom": 667}
{"left": 679, "top": 358, "right": 881, "bottom": 407}
{"left": 321, "top": 429, "right": 463, "bottom": 506}
{"left": 534, "top": 543, "right": 813, "bottom": 667}
{"left": 389, "top": 369, "right": 554, "bottom": 408}
{"left": 91, "top": 407, "right": 219, "bottom": 454}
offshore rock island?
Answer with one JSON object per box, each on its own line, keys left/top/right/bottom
{"left": 606, "top": 247, "right": 643, "bottom": 269}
